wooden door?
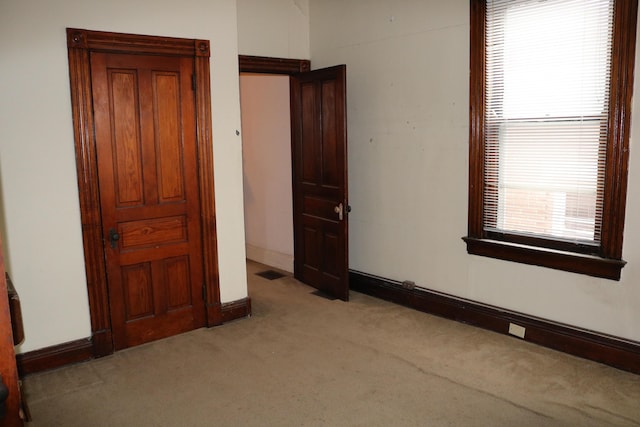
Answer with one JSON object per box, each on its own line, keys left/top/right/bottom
{"left": 290, "top": 65, "right": 349, "bottom": 301}
{"left": 0, "top": 233, "right": 24, "bottom": 426}
{"left": 91, "top": 52, "right": 205, "bottom": 350}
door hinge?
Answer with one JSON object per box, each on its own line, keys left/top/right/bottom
{"left": 192, "top": 74, "right": 196, "bottom": 91}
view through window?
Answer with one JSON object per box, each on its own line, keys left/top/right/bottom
{"left": 484, "top": 0, "right": 612, "bottom": 244}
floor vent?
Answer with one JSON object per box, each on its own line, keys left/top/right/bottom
{"left": 255, "top": 270, "right": 286, "bottom": 280}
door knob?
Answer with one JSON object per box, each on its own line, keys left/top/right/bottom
{"left": 108, "top": 228, "right": 120, "bottom": 249}
{"left": 334, "top": 203, "right": 344, "bottom": 221}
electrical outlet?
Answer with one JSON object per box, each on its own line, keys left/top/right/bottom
{"left": 508, "top": 323, "right": 526, "bottom": 339}
{"left": 401, "top": 280, "right": 415, "bottom": 290}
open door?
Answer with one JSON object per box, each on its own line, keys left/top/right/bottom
{"left": 290, "top": 65, "right": 349, "bottom": 301}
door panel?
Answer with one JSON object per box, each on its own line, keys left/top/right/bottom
{"left": 91, "top": 52, "right": 205, "bottom": 350}
{"left": 291, "top": 65, "right": 349, "bottom": 301}
{"left": 164, "top": 256, "right": 191, "bottom": 310}
{"left": 155, "top": 72, "right": 187, "bottom": 202}
{"left": 111, "top": 70, "right": 144, "bottom": 206}
{"left": 122, "top": 263, "right": 154, "bottom": 320}
{"left": 119, "top": 216, "right": 188, "bottom": 250}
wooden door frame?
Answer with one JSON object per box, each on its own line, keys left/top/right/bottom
{"left": 238, "top": 55, "right": 310, "bottom": 277}
{"left": 240, "top": 57, "right": 350, "bottom": 300}
{"left": 67, "top": 28, "right": 221, "bottom": 357}
{"left": 239, "top": 55, "right": 310, "bottom": 74}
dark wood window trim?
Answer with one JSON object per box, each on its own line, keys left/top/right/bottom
{"left": 464, "top": 0, "right": 638, "bottom": 280}
{"left": 66, "top": 28, "right": 221, "bottom": 357}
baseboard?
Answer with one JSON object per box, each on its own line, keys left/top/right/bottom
{"left": 221, "top": 297, "right": 252, "bottom": 323}
{"left": 16, "top": 338, "right": 93, "bottom": 376}
{"left": 16, "top": 298, "right": 252, "bottom": 375}
{"left": 246, "top": 244, "right": 293, "bottom": 273}
{"left": 350, "top": 270, "right": 640, "bottom": 375}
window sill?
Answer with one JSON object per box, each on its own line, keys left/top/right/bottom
{"left": 462, "top": 236, "right": 626, "bottom": 280}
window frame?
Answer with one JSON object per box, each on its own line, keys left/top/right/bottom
{"left": 464, "top": 0, "right": 638, "bottom": 280}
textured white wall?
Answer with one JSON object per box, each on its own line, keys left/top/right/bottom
{"left": 237, "top": 0, "right": 310, "bottom": 59}
{"left": 240, "top": 74, "right": 294, "bottom": 272}
{"left": 310, "top": 0, "right": 640, "bottom": 341}
{"left": 0, "top": 0, "right": 247, "bottom": 352}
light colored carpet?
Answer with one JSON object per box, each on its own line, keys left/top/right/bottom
{"left": 22, "top": 261, "right": 640, "bottom": 426}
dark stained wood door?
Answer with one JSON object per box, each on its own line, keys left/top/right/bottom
{"left": 91, "top": 52, "right": 205, "bottom": 350}
{"left": 290, "top": 65, "right": 349, "bottom": 301}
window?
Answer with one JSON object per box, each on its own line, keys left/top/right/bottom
{"left": 464, "top": 0, "right": 638, "bottom": 280}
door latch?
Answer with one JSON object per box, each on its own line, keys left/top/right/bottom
{"left": 108, "top": 228, "right": 120, "bottom": 249}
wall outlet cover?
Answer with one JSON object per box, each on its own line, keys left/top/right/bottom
{"left": 508, "top": 323, "right": 526, "bottom": 339}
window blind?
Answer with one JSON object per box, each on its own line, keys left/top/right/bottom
{"left": 483, "top": 0, "right": 614, "bottom": 244}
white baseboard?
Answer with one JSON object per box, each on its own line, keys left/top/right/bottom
{"left": 245, "top": 244, "right": 294, "bottom": 273}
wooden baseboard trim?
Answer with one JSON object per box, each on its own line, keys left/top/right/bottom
{"left": 15, "top": 298, "right": 252, "bottom": 375}
{"left": 221, "top": 297, "right": 252, "bottom": 323}
{"left": 350, "top": 270, "right": 640, "bottom": 374}
{"left": 16, "top": 338, "right": 93, "bottom": 376}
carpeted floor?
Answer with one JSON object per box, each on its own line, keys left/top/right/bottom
{"left": 22, "top": 261, "right": 640, "bottom": 426}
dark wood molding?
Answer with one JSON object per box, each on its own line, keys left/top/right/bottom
{"left": 350, "top": 270, "right": 640, "bottom": 375}
{"left": 193, "top": 40, "right": 223, "bottom": 328}
{"left": 221, "top": 297, "right": 252, "bottom": 323}
{"left": 463, "top": 237, "right": 626, "bottom": 280}
{"left": 239, "top": 55, "right": 310, "bottom": 74}
{"left": 90, "top": 329, "right": 113, "bottom": 357}
{"left": 67, "top": 30, "right": 114, "bottom": 357}
{"left": 17, "top": 338, "right": 93, "bottom": 376}
{"left": 467, "top": 0, "right": 486, "bottom": 239}
{"left": 602, "top": 0, "right": 638, "bottom": 259}
{"left": 206, "top": 303, "right": 223, "bottom": 327}
{"left": 66, "top": 28, "right": 221, "bottom": 353}
{"left": 67, "top": 28, "right": 199, "bottom": 57}
{"left": 194, "top": 40, "right": 210, "bottom": 57}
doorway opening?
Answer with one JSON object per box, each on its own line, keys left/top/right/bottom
{"left": 240, "top": 73, "right": 294, "bottom": 274}
{"left": 238, "top": 56, "right": 350, "bottom": 301}
{"left": 238, "top": 57, "right": 309, "bottom": 285}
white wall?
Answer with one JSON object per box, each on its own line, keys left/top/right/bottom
{"left": 240, "top": 74, "right": 294, "bottom": 272}
{"left": 0, "top": 0, "right": 248, "bottom": 352}
{"left": 236, "top": 0, "right": 309, "bottom": 273}
{"left": 310, "top": 0, "right": 640, "bottom": 342}
{"left": 237, "top": 0, "right": 310, "bottom": 59}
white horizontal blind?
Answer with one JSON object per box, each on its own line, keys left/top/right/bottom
{"left": 484, "top": 0, "right": 614, "bottom": 243}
